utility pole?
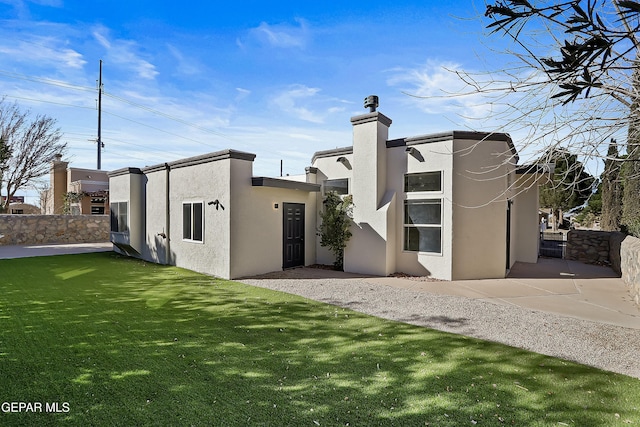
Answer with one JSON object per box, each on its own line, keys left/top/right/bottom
{"left": 97, "top": 59, "right": 103, "bottom": 170}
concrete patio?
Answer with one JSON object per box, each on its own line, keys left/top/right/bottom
{"left": 245, "top": 258, "right": 640, "bottom": 330}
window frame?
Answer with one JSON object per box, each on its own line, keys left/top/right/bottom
{"left": 404, "top": 171, "right": 442, "bottom": 193}
{"left": 182, "top": 201, "right": 204, "bottom": 243}
{"left": 110, "top": 201, "right": 129, "bottom": 233}
{"left": 403, "top": 198, "right": 443, "bottom": 254}
{"left": 323, "top": 178, "right": 350, "bottom": 196}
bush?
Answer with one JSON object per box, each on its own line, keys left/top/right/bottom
{"left": 318, "top": 192, "right": 353, "bottom": 270}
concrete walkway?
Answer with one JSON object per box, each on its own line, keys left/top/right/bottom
{"left": 0, "top": 242, "right": 113, "bottom": 259}
{"left": 367, "top": 258, "right": 640, "bottom": 329}
{"left": 247, "top": 258, "right": 640, "bottom": 330}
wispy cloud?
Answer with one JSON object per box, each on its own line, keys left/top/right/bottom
{"left": 270, "top": 85, "right": 349, "bottom": 124}
{"left": 166, "top": 44, "right": 202, "bottom": 77}
{"left": 92, "top": 26, "right": 159, "bottom": 80}
{"left": 271, "top": 85, "right": 323, "bottom": 123}
{"left": 0, "top": 36, "right": 86, "bottom": 69}
{"left": 235, "top": 87, "right": 251, "bottom": 101}
{"left": 242, "top": 18, "right": 309, "bottom": 49}
{"left": 0, "top": 0, "right": 62, "bottom": 19}
{"left": 387, "top": 60, "right": 494, "bottom": 121}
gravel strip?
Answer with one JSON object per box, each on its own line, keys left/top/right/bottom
{"left": 239, "top": 276, "right": 640, "bottom": 379}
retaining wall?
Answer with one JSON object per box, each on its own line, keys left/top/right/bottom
{"left": 565, "top": 229, "right": 612, "bottom": 266}
{"left": 0, "top": 215, "right": 110, "bottom": 246}
{"left": 567, "top": 229, "right": 640, "bottom": 307}
{"left": 621, "top": 235, "right": 640, "bottom": 306}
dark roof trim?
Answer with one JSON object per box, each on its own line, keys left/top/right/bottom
{"left": 252, "top": 177, "right": 321, "bottom": 192}
{"left": 108, "top": 167, "right": 143, "bottom": 177}
{"left": 143, "top": 149, "right": 256, "bottom": 173}
{"left": 350, "top": 112, "right": 393, "bottom": 127}
{"left": 311, "top": 146, "right": 353, "bottom": 163}
{"left": 387, "top": 131, "right": 518, "bottom": 163}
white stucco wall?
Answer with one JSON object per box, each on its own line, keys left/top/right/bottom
{"left": 512, "top": 173, "right": 541, "bottom": 264}
{"left": 165, "top": 157, "right": 233, "bottom": 279}
{"left": 230, "top": 164, "right": 318, "bottom": 278}
{"left": 390, "top": 138, "right": 454, "bottom": 280}
{"left": 108, "top": 169, "right": 145, "bottom": 256}
{"left": 451, "top": 138, "right": 512, "bottom": 280}
{"left": 141, "top": 167, "right": 169, "bottom": 264}
{"left": 344, "top": 113, "right": 397, "bottom": 276}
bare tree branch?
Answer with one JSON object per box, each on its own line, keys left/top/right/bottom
{"left": 0, "top": 98, "right": 66, "bottom": 213}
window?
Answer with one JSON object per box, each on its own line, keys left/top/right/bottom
{"left": 91, "top": 206, "right": 105, "bottom": 215}
{"left": 323, "top": 179, "right": 349, "bottom": 195}
{"left": 404, "top": 172, "right": 442, "bottom": 192}
{"left": 404, "top": 199, "right": 442, "bottom": 253}
{"left": 110, "top": 202, "right": 128, "bottom": 232}
{"left": 183, "top": 202, "right": 204, "bottom": 242}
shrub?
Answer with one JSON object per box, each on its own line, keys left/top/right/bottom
{"left": 318, "top": 192, "right": 353, "bottom": 270}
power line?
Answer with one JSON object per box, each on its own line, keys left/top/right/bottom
{"left": 1, "top": 69, "right": 237, "bottom": 144}
{"left": 0, "top": 94, "right": 94, "bottom": 110}
{"left": 0, "top": 69, "right": 95, "bottom": 93}
{"left": 101, "top": 109, "right": 222, "bottom": 149}
{"left": 103, "top": 91, "right": 238, "bottom": 142}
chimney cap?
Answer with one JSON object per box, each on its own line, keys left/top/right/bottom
{"left": 364, "top": 95, "right": 379, "bottom": 112}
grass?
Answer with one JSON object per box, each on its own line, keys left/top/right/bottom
{"left": 0, "top": 253, "right": 638, "bottom": 426}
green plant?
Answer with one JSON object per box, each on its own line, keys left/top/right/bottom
{"left": 318, "top": 191, "right": 353, "bottom": 270}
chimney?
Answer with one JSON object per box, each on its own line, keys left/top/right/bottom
{"left": 350, "top": 95, "right": 392, "bottom": 219}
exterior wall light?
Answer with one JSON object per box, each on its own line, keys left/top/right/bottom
{"left": 406, "top": 146, "right": 425, "bottom": 162}
{"left": 336, "top": 156, "right": 352, "bottom": 170}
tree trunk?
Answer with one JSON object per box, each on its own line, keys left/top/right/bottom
{"left": 601, "top": 141, "right": 623, "bottom": 231}
{"left": 621, "top": 61, "right": 640, "bottom": 237}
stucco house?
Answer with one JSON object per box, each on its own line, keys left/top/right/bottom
{"left": 108, "top": 101, "right": 546, "bottom": 280}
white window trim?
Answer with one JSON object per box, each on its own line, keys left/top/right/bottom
{"left": 322, "top": 178, "right": 350, "bottom": 196}
{"left": 402, "top": 198, "right": 443, "bottom": 255}
{"left": 110, "top": 201, "right": 129, "bottom": 234}
{"left": 404, "top": 171, "right": 444, "bottom": 195}
{"left": 182, "top": 201, "right": 205, "bottom": 244}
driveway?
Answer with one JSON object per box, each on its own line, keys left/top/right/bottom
{"left": 0, "top": 242, "right": 113, "bottom": 259}
{"left": 240, "top": 259, "right": 640, "bottom": 378}
{"left": 242, "top": 258, "right": 640, "bottom": 329}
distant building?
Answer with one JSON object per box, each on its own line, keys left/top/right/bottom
{"left": 0, "top": 196, "right": 39, "bottom": 214}
{"left": 41, "top": 154, "right": 109, "bottom": 215}
{"left": 6, "top": 203, "right": 40, "bottom": 215}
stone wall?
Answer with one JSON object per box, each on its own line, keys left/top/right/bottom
{"left": 567, "top": 229, "right": 640, "bottom": 307}
{"left": 566, "top": 229, "right": 611, "bottom": 265}
{"left": 621, "top": 235, "right": 640, "bottom": 306}
{"left": 0, "top": 215, "right": 109, "bottom": 246}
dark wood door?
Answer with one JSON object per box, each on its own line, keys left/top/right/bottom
{"left": 283, "top": 203, "right": 305, "bottom": 269}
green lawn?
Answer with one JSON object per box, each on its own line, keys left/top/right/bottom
{"left": 0, "top": 253, "right": 638, "bottom": 426}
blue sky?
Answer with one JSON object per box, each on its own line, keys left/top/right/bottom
{"left": 1, "top": 0, "right": 521, "bottom": 202}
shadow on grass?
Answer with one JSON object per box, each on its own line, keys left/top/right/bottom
{"left": 0, "top": 252, "right": 638, "bottom": 426}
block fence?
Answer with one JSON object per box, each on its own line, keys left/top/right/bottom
{"left": 566, "top": 229, "right": 640, "bottom": 306}
{"left": 0, "top": 215, "right": 110, "bottom": 246}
